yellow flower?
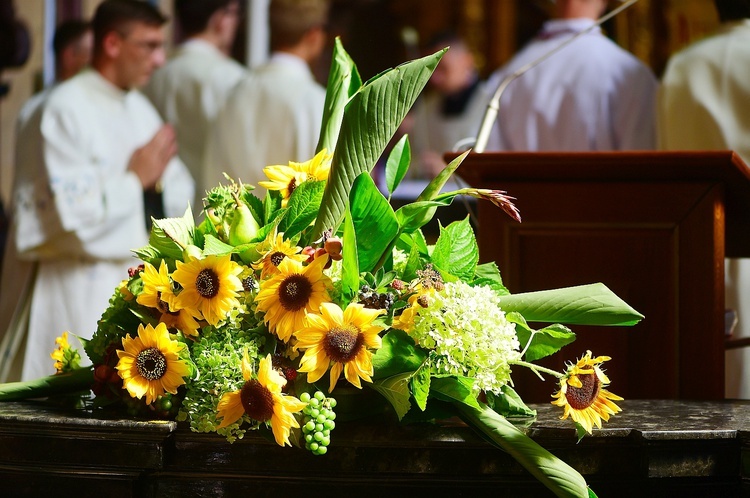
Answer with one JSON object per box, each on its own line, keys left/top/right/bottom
{"left": 115, "top": 322, "right": 190, "bottom": 405}
{"left": 216, "top": 353, "right": 306, "bottom": 446}
{"left": 392, "top": 285, "right": 435, "bottom": 333}
{"left": 258, "top": 149, "right": 332, "bottom": 207}
{"left": 172, "top": 255, "right": 243, "bottom": 327}
{"left": 252, "top": 229, "right": 307, "bottom": 280}
{"left": 255, "top": 255, "right": 332, "bottom": 342}
{"left": 137, "top": 260, "right": 178, "bottom": 313}
{"left": 551, "top": 351, "right": 623, "bottom": 434}
{"left": 50, "top": 331, "right": 80, "bottom": 373}
{"left": 296, "top": 302, "right": 385, "bottom": 392}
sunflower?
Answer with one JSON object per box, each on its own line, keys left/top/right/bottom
{"left": 252, "top": 229, "right": 307, "bottom": 280}
{"left": 296, "top": 302, "right": 385, "bottom": 393}
{"left": 216, "top": 353, "right": 306, "bottom": 446}
{"left": 172, "top": 254, "right": 243, "bottom": 326}
{"left": 255, "top": 255, "right": 332, "bottom": 342}
{"left": 258, "top": 149, "right": 332, "bottom": 207}
{"left": 551, "top": 351, "right": 623, "bottom": 434}
{"left": 115, "top": 322, "right": 190, "bottom": 405}
{"left": 137, "top": 260, "right": 178, "bottom": 312}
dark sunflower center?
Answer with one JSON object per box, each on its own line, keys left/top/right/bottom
{"left": 565, "top": 373, "right": 601, "bottom": 410}
{"left": 278, "top": 274, "right": 313, "bottom": 311}
{"left": 323, "top": 325, "right": 364, "bottom": 363}
{"left": 195, "top": 268, "right": 220, "bottom": 299}
{"left": 136, "top": 347, "right": 167, "bottom": 381}
{"left": 287, "top": 178, "right": 297, "bottom": 195}
{"left": 240, "top": 379, "right": 275, "bottom": 422}
{"left": 270, "top": 252, "right": 286, "bottom": 267}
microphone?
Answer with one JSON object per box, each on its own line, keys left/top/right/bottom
{"left": 472, "top": 0, "right": 639, "bottom": 153}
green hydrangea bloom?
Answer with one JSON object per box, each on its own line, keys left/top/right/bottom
{"left": 410, "top": 281, "right": 521, "bottom": 395}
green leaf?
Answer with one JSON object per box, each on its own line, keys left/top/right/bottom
{"left": 385, "top": 133, "right": 411, "bottom": 195}
{"left": 472, "top": 262, "right": 510, "bottom": 295}
{"left": 508, "top": 313, "right": 577, "bottom": 362}
{"left": 313, "top": 49, "right": 446, "bottom": 239}
{"left": 0, "top": 367, "right": 94, "bottom": 401}
{"left": 498, "top": 283, "right": 644, "bottom": 326}
{"left": 371, "top": 329, "right": 427, "bottom": 380}
{"left": 411, "top": 362, "right": 431, "bottom": 411}
{"left": 316, "top": 37, "right": 362, "bottom": 155}
{"left": 430, "top": 217, "right": 479, "bottom": 281}
{"left": 429, "top": 376, "right": 481, "bottom": 410}
{"left": 456, "top": 402, "right": 590, "bottom": 498}
{"left": 202, "top": 234, "right": 235, "bottom": 256}
{"left": 416, "top": 149, "right": 470, "bottom": 202}
{"left": 402, "top": 242, "right": 422, "bottom": 282}
{"left": 145, "top": 208, "right": 195, "bottom": 260}
{"left": 486, "top": 386, "right": 537, "bottom": 419}
{"left": 369, "top": 373, "right": 412, "bottom": 420}
{"left": 341, "top": 208, "right": 359, "bottom": 304}
{"left": 394, "top": 197, "right": 453, "bottom": 233}
{"left": 350, "top": 173, "right": 399, "bottom": 272}
{"left": 279, "top": 180, "right": 325, "bottom": 239}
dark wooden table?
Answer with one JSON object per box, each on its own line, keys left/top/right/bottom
{"left": 0, "top": 399, "right": 748, "bottom": 497}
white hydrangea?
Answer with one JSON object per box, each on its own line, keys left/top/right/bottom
{"left": 410, "top": 281, "right": 521, "bottom": 394}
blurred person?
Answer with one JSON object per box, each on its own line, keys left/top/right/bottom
{"left": 0, "top": 0, "right": 194, "bottom": 381}
{"left": 144, "top": 0, "right": 246, "bottom": 207}
{"left": 202, "top": 0, "right": 329, "bottom": 195}
{"left": 658, "top": 0, "right": 750, "bottom": 398}
{"left": 409, "top": 32, "right": 490, "bottom": 179}
{"left": 484, "top": 0, "right": 657, "bottom": 151}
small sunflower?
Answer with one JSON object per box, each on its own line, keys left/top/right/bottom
{"left": 551, "top": 351, "right": 623, "bottom": 434}
{"left": 258, "top": 149, "right": 332, "bottom": 207}
{"left": 172, "top": 255, "right": 243, "bottom": 326}
{"left": 137, "top": 260, "right": 178, "bottom": 312}
{"left": 296, "top": 302, "right": 385, "bottom": 393}
{"left": 216, "top": 353, "right": 306, "bottom": 446}
{"left": 252, "top": 229, "right": 307, "bottom": 280}
{"left": 115, "top": 322, "right": 190, "bottom": 405}
{"left": 255, "top": 255, "right": 332, "bottom": 342}
{"left": 50, "top": 331, "right": 81, "bottom": 374}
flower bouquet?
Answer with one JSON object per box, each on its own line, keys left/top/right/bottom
{"left": 0, "top": 40, "right": 642, "bottom": 497}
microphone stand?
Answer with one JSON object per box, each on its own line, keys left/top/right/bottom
{"left": 472, "top": 0, "right": 639, "bottom": 153}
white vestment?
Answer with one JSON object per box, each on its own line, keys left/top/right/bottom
{"left": 409, "top": 79, "right": 490, "bottom": 178}
{"left": 485, "top": 18, "right": 658, "bottom": 151}
{"left": 202, "top": 52, "right": 326, "bottom": 195}
{"left": 658, "top": 19, "right": 750, "bottom": 399}
{"left": 143, "top": 39, "right": 246, "bottom": 207}
{"left": 1, "top": 70, "right": 194, "bottom": 381}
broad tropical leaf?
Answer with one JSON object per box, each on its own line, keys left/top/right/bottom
{"left": 350, "top": 173, "right": 399, "bottom": 272}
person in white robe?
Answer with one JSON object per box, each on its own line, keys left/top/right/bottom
{"left": 143, "top": 0, "right": 245, "bottom": 208}
{"left": 409, "top": 33, "right": 490, "bottom": 179}
{"left": 484, "top": 0, "right": 657, "bottom": 152}
{"left": 0, "top": 0, "right": 194, "bottom": 382}
{"left": 657, "top": 0, "right": 750, "bottom": 399}
{"left": 202, "top": 0, "right": 329, "bottom": 195}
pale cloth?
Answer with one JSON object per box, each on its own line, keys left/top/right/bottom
{"left": 0, "top": 70, "right": 195, "bottom": 381}
{"left": 143, "top": 39, "right": 246, "bottom": 207}
{"left": 409, "top": 80, "right": 491, "bottom": 178}
{"left": 485, "top": 18, "right": 658, "bottom": 151}
{"left": 202, "top": 52, "right": 326, "bottom": 195}
{"left": 657, "top": 20, "right": 750, "bottom": 399}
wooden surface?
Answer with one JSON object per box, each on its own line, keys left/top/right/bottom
{"left": 457, "top": 151, "right": 750, "bottom": 402}
{"left": 1, "top": 399, "right": 749, "bottom": 497}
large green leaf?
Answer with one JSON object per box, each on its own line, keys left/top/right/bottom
{"left": 498, "top": 283, "right": 644, "bottom": 326}
{"left": 370, "top": 373, "right": 412, "bottom": 420}
{"left": 341, "top": 208, "right": 359, "bottom": 304}
{"left": 508, "top": 312, "right": 577, "bottom": 362}
{"left": 371, "top": 329, "right": 427, "bottom": 380}
{"left": 139, "top": 207, "right": 195, "bottom": 261}
{"left": 0, "top": 367, "right": 93, "bottom": 401}
{"left": 350, "top": 173, "right": 399, "bottom": 272}
{"left": 316, "top": 37, "right": 362, "bottom": 155}
{"left": 456, "top": 402, "right": 590, "bottom": 498}
{"left": 312, "top": 49, "right": 446, "bottom": 239}
{"left": 430, "top": 217, "right": 479, "bottom": 281}
{"left": 429, "top": 376, "right": 481, "bottom": 410}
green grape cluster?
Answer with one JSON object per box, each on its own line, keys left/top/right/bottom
{"left": 299, "top": 391, "right": 337, "bottom": 455}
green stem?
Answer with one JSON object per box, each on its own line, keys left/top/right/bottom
{"left": 510, "top": 360, "right": 564, "bottom": 379}
{"left": 0, "top": 366, "right": 94, "bottom": 401}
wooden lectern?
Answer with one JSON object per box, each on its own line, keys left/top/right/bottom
{"left": 457, "top": 151, "right": 750, "bottom": 401}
